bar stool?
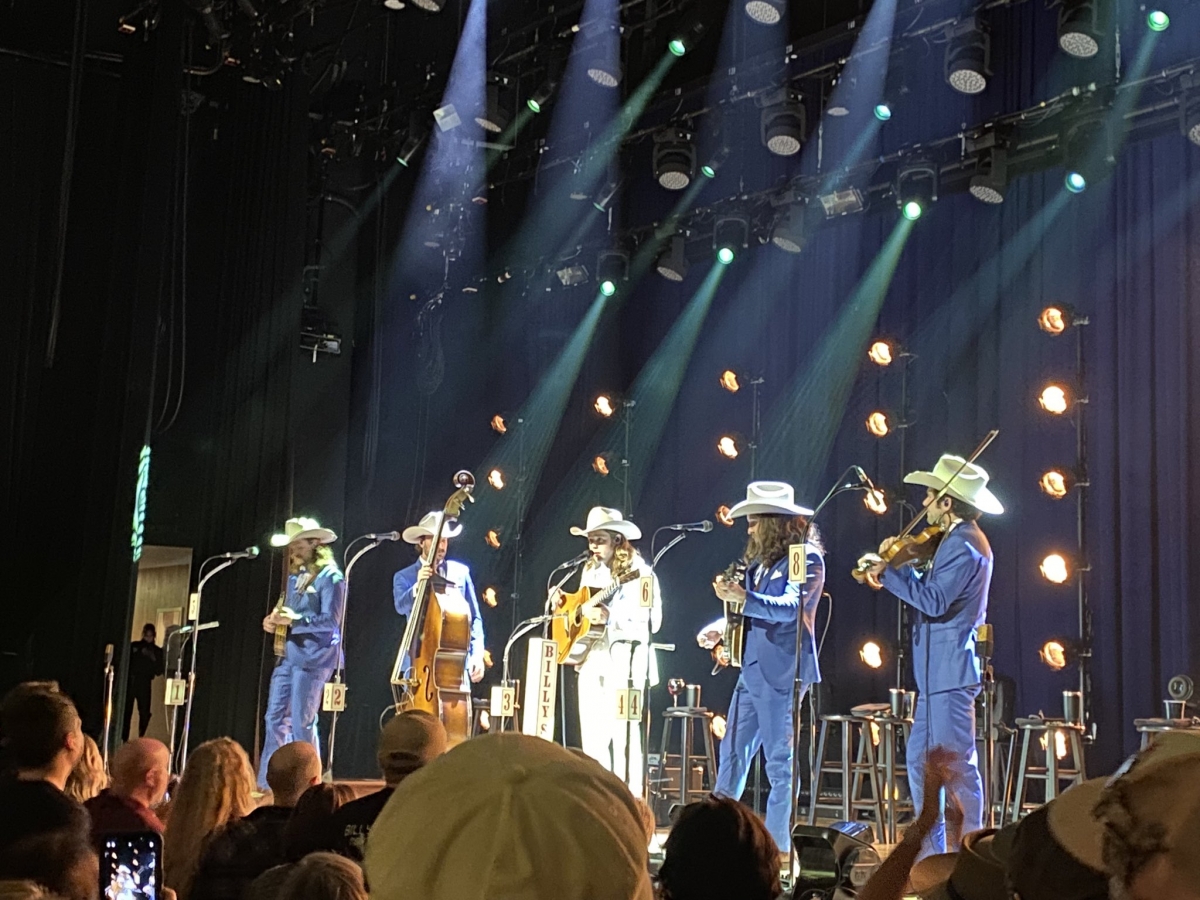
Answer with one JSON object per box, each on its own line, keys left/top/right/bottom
{"left": 1009, "top": 717, "right": 1086, "bottom": 820}
{"left": 654, "top": 706, "right": 719, "bottom": 815}
{"left": 867, "top": 710, "right": 913, "bottom": 844}
{"left": 1134, "top": 717, "right": 1200, "bottom": 749}
{"left": 808, "top": 713, "right": 886, "bottom": 828}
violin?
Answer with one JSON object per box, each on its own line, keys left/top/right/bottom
{"left": 854, "top": 524, "right": 946, "bottom": 590}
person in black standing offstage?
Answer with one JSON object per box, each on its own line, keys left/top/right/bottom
{"left": 123, "top": 624, "right": 164, "bottom": 741}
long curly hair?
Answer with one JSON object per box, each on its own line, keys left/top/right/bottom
{"left": 64, "top": 734, "right": 107, "bottom": 803}
{"left": 744, "top": 514, "right": 823, "bottom": 569}
{"left": 290, "top": 544, "right": 336, "bottom": 576}
{"left": 163, "top": 737, "right": 256, "bottom": 900}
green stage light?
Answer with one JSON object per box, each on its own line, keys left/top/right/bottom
{"left": 669, "top": 38, "right": 686, "bottom": 56}
{"left": 874, "top": 103, "right": 892, "bottom": 121}
{"left": 717, "top": 246, "right": 734, "bottom": 265}
{"left": 902, "top": 200, "right": 923, "bottom": 220}
{"left": 701, "top": 164, "right": 716, "bottom": 177}
{"left": 527, "top": 98, "right": 542, "bottom": 113}
{"left": 1065, "top": 171, "right": 1087, "bottom": 193}
{"left": 600, "top": 279, "right": 617, "bottom": 296}
{"left": 1147, "top": 9, "right": 1170, "bottom": 29}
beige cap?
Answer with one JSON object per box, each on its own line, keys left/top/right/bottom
{"left": 377, "top": 709, "right": 447, "bottom": 782}
{"left": 365, "top": 733, "right": 653, "bottom": 900}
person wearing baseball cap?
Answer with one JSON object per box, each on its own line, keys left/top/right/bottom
{"left": 365, "top": 732, "right": 653, "bottom": 900}
{"left": 855, "top": 455, "right": 1003, "bottom": 858}
{"left": 259, "top": 517, "right": 344, "bottom": 789}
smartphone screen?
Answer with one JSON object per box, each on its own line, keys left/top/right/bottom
{"left": 101, "top": 831, "right": 162, "bottom": 900}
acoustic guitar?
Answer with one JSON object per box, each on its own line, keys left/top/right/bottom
{"left": 550, "top": 570, "right": 639, "bottom": 666}
{"left": 273, "top": 568, "right": 318, "bottom": 658}
{"left": 710, "top": 559, "right": 747, "bottom": 671}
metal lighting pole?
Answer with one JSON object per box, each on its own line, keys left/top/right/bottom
{"left": 1074, "top": 322, "right": 1093, "bottom": 740}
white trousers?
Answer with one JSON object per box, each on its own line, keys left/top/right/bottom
{"left": 577, "top": 641, "right": 644, "bottom": 796}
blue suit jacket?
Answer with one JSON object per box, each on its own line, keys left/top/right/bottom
{"left": 741, "top": 547, "right": 825, "bottom": 691}
{"left": 284, "top": 565, "right": 345, "bottom": 671}
{"left": 881, "top": 520, "right": 992, "bottom": 695}
{"left": 392, "top": 558, "right": 485, "bottom": 666}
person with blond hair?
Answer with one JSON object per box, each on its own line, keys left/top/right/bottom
{"left": 163, "top": 738, "right": 256, "bottom": 900}
{"left": 64, "top": 735, "right": 107, "bottom": 804}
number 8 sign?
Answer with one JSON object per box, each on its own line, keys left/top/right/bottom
{"left": 787, "top": 543, "right": 807, "bottom": 584}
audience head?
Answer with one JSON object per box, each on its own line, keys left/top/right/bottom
{"left": 633, "top": 798, "right": 656, "bottom": 848}
{"left": 0, "top": 829, "right": 98, "bottom": 900}
{"left": 283, "top": 783, "right": 355, "bottom": 861}
{"left": 277, "top": 852, "right": 364, "bottom": 900}
{"left": 376, "top": 710, "right": 447, "bottom": 785}
{"left": 63, "top": 736, "right": 106, "bottom": 804}
{"left": 1051, "top": 731, "right": 1200, "bottom": 900}
{"left": 0, "top": 687, "right": 83, "bottom": 788}
{"left": 141, "top": 624, "right": 156, "bottom": 643}
{"left": 366, "top": 733, "right": 653, "bottom": 900}
{"left": 109, "top": 739, "right": 170, "bottom": 807}
{"left": 909, "top": 830, "right": 1004, "bottom": 900}
{"left": 265, "top": 741, "right": 322, "bottom": 807}
{"left": 0, "top": 881, "right": 69, "bottom": 900}
{"left": 1001, "top": 803, "right": 1108, "bottom": 900}
{"left": 164, "top": 737, "right": 256, "bottom": 900}
{"left": 657, "top": 796, "right": 779, "bottom": 900}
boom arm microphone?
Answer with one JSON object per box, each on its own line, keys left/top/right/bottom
{"left": 665, "top": 520, "right": 713, "bottom": 533}
{"left": 853, "top": 466, "right": 879, "bottom": 492}
{"left": 219, "top": 546, "right": 260, "bottom": 560}
{"left": 553, "top": 551, "right": 591, "bottom": 572}
{"left": 365, "top": 531, "right": 401, "bottom": 541}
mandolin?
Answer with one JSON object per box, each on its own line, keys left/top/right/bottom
{"left": 710, "top": 559, "right": 748, "bottom": 671}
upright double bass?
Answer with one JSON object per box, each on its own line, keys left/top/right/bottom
{"left": 390, "top": 471, "right": 475, "bottom": 745}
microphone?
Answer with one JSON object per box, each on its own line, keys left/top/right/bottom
{"left": 853, "top": 466, "right": 879, "bottom": 493}
{"left": 552, "top": 551, "right": 591, "bottom": 572}
{"left": 365, "top": 531, "right": 401, "bottom": 542}
{"left": 665, "top": 520, "right": 713, "bottom": 533}
{"left": 104, "top": 644, "right": 113, "bottom": 668}
{"left": 219, "top": 546, "right": 260, "bottom": 560}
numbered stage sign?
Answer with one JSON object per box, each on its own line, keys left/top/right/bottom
{"left": 614, "top": 688, "right": 643, "bottom": 722}
{"left": 164, "top": 678, "right": 187, "bottom": 707}
{"left": 788, "top": 543, "right": 808, "bottom": 584}
{"left": 522, "top": 638, "right": 558, "bottom": 741}
{"left": 490, "top": 684, "right": 516, "bottom": 718}
{"left": 322, "top": 682, "right": 346, "bottom": 712}
{"left": 639, "top": 574, "right": 654, "bottom": 608}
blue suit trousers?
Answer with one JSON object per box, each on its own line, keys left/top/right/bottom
{"left": 258, "top": 659, "right": 332, "bottom": 788}
{"left": 907, "top": 686, "right": 983, "bottom": 858}
{"left": 714, "top": 667, "right": 808, "bottom": 852}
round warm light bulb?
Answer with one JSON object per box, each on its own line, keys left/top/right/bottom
{"left": 1040, "top": 640, "right": 1068, "bottom": 670}
{"left": 868, "top": 340, "right": 894, "bottom": 366}
{"left": 1038, "top": 306, "right": 1068, "bottom": 335}
{"left": 490, "top": 414, "right": 507, "bottom": 434}
{"left": 866, "top": 411, "right": 890, "bottom": 437}
{"left": 717, "top": 436, "right": 739, "bottom": 459}
{"left": 864, "top": 488, "right": 888, "bottom": 515}
{"left": 485, "top": 529, "right": 502, "bottom": 549}
{"left": 1040, "top": 553, "right": 1071, "bottom": 584}
{"left": 592, "top": 455, "right": 610, "bottom": 476}
{"left": 1038, "top": 385, "right": 1070, "bottom": 415}
{"left": 483, "top": 587, "right": 499, "bottom": 607}
{"left": 487, "top": 468, "right": 505, "bottom": 490}
{"left": 594, "top": 395, "right": 615, "bottom": 417}
{"left": 715, "top": 505, "right": 734, "bottom": 527}
{"left": 860, "top": 641, "right": 884, "bottom": 669}
{"left": 720, "top": 370, "right": 741, "bottom": 392}
{"left": 1039, "top": 470, "right": 1070, "bottom": 499}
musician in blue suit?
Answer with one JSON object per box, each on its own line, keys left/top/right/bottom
{"left": 700, "top": 481, "right": 825, "bottom": 853}
{"left": 392, "top": 512, "right": 486, "bottom": 685}
{"left": 856, "top": 454, "right": 1003, "bottom": 858}
{"left": 259, "top": 517, "right": 346, "bottom": 788}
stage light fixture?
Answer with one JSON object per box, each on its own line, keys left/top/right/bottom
{"left": 1058, "top": 0, "right": 1103, "bottom": 58}
{"left": 410, "top": 0, "right": 444, "bottom": 13}
{"left": 593, "top": 177, "right": 624, "bottom": 213}
{"left": 396, "top": 129, "right": 428, "bottom": 167}
{"left": 117, "top": 0, "right": 159, "bottom": 33}
{"left": 1038, "top": 468, "right": 1077, "bottom": 499}
{"left": 945, "top": 18, "right": 991, "bottom": 95}
{"left": 526, "top": 77, "right": 558, "bottom": 114}
{"left": 717, "top": 435, "right": 740, "bottom": 459}
{"left": 818, "top": 188, "right": 865, "bottom": 218}
{"left": 586, "top": 56, "right": 622, "bottom": 88}
{"left": 760, "top": 89, "right": 806, "bottom": 157}
{"left": 594, "top": 395, "right": 617, "bottom": 418}
{"left": 744, "top": 0, "right": 785, "bottom": 25}
{"left": 1039, "top": 552, "right": 1072, "bottom": 584}
{"left": 668, "top": 19, "right": 706, "bottom": 56}
{"left": 700, "top": 146, "right": 729, "bottom": 178}
{"left": 487, "top": 468, "right": 505, "bottom": 490}
{"left": 866, "top": 411, "right": 890, "bottom": 437}
{"left": 653, "top": 128, "right": 696, "bottom": 190}
{"left": 1040, "top": 638, "right": 1089, "bottom": 670}
{"left": 860, "top": 641, "right": 885, "bottom": 669}
{"left": 864, "top": 488, "right": 889, "bottom": 516}
{"left": 483, "top": 587, "right": 498, "bottom": 607}
{"left": 1065, "top": 171, "right": 1087, "bottom": 193}
{"left": 770, "top": 204, "right": 808, "bottom": 254}
{"left": 655, "top": 235, "right": 689, "bottom": 282}
{"left": 713, "top": 216, "right": 748, "bottom": 265}
{"left": 716, "top": 505, "right": 735, "bottom": 527}
{"left": 596, "top": 250, "right": 628, "bottom": 296}
{"left": 1037, "top": 304, "right": 1087, "bottom": 334}
{"left": 485, "top": 529, "right": 502, "bottom": 549}
{"left": 1038, "top": 383, "right": 1073, "bottom": 415}
{"left": 1183, "top": 94, "right": 1200, "bottom": 147}
{"left": 490, "top": 414, "right": 508, "bottom": 434}
{"left": 874, "top": 102, "right": 893, "bottom": 121}
{"left": 592, "top": 454, "right": 612, "bottom": 476}
{"left": 896, "top": 160, "right": 938, "bottom": 221}
{"left": 1147, "top": 8, "right": 1170, "bottom": 29}
{"left": 970, "top": 143, "right": 1009, "bottom": 204}
{"left": 719, "top": 370, "right": 741, "bottom": 393}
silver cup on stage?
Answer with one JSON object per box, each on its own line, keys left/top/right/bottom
{"left": 1062, "top": 690, "right": 1084, "bottom": 727}
{"left": 889, "top": 688, "right": 915, "bottom": 720}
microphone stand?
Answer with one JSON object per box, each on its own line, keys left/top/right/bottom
{"left": 100, "top": 644, "right": 114, "bottom": 769}
{"left": 546, "top": 561, "right": 584, "bottom": 745}
{"left": 500, "top": 614, "right": 559, "bottom": 734}
{"left": 787, "top": 467, "right": 865, "bottom": 869}
{"left": 326, "top": 535, "right": 389, "bottom": 778}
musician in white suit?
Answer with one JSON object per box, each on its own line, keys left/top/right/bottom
{"left": 559, "top": 507, "right": 662, "bottom": 796}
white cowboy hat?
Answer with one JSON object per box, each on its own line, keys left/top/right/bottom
{"left": 269, "top": 516, "right": 337, "bottom": 547}
{"left": 569, "top": 507, "right": 642, "bottom": 540}
{"left": 402, "top": 511, "right": 464, "bottom": 545}
{"left": 726, "top": 481, "right": 814, "bottom": 518}
{"left": 904, "top": 454, "right": 1004, "bottom": 515}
